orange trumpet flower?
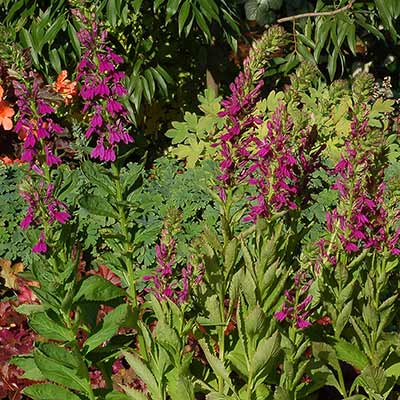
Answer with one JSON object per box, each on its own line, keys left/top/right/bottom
{"left": 53, "top": 70, "right": 78, "bottom": 105}
{"left": 0, "top": 85, "right": 15, "bottom": 131}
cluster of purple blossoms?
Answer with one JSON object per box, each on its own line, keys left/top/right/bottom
{"left": 275, "top": 270, "right": 314, "bottom": 330}
{"left": 325, "top": 114, "right": 400, "bottom": 256}
{"left": 216, "top": 67, "right": 321, "bottom": 221}
{"left": 215, "top": 68, "right": 264, "bottom": 197}
{"left": 76, "top": 23, "right": 133, "bottom": 162}
{"left": 143, "top": 229, "right": 204, "bottom": 304}
{"left": 20, "top": 182, "right": 70, "bottom": 253}
{"left": 13, "top": 76, "right": 63, "bottom": 166}
{"left": 243, "top": 106, "right": 322, "bottom": 222}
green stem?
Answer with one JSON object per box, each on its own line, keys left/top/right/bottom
{"left": 111, "top": 163, "right": 137, "bottom": 308}
{"left": 218, "top": 283, "right": 226, "bottom": 394}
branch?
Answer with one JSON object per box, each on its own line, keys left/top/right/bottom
{"left": 276, "top": 1, "right": 354, "bottom": 24}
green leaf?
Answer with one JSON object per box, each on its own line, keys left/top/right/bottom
{"left": 107, "top": 0, "right": 118, "bottom": 28}
{"left": 141, "top": 75, "right": 152, "bottom": 104}
{"left": 335, "top": 300, "right": 352, "bottom": 337}
{"left": 224, "top": 237, "right": 238, "bottom": 276}
{"left": 33, "top": 350, "right": 90, "bottom": 394}
{"left": 15, "top": 304, "right": 45, "bottom": 315}
{"left": 327, "top": 47, "right": 339, "bottom": 81}
{"left": 274, "top": 386, "right": 291, "bottom": 400}
{"left": 119, "top": 386, "right": 148, "bottom": 400}
{"left": 144, "top": 69, "right": 155, "bottom": 98}
{"left": 335, "top": 339, "right": 369, "bottom": 370}
{"left": 198, "top": 0, "right": 220, "bottom": 23}
{"left": 245, "top": 305, "right": 267, "bottom": 340}
{"left": 49, "top": 48, "right": 61, "bottom": 73}
{"left": 43, "top": 15, "right": 65, "bottom": 45}
{"left": 244, "top": 0, "right": 258, "bottom": 20}
{"left": 166, "top": 0, "right": 181, "bottom": 22}
{"left": 81, "top": 160, "right": 115, "bottom": 196}
{"left": 39, "top": 343, "right": 80, "bottom": 370}
{"left": 106, "top": 391, "right": 136, "bottom": 400}
{"left": 23, "top": 384, "right": 80, "bottom": 400}
{"left": 166, "top": 368, "right": 195, "bottom": 400}
{"left": 84, "top": 303, "right": 130, "bottom": 353}
{"left": 4, "top": 0, "right": 25, "bottom": 24}
{"left": 123, "top": 351, "right": 160, "bottom": 396}
{"left": 346, "top": 22, "right": 356, "bottom": 56}
{"left": 355, "top": 365, "right": 387, "bottom": 394}
{"left": 251, "top": 331, "right": 281, "bottom": 385}
{"left": 385, "top": 361, "right": 400, "bottom": 378}
{"left": 151, "top": 67, "right": 168, "bottom": 96}
{"left": 11, "top": 355, "right": 46, "bottom": 381}
{"left": 375, "top": 0, "right": 397, "bottom": 41}
{"left": 132, "top": 78, "right": 143, "bottom": 111}
{"left": 314, "top": 20, "right": 331, "bottom": 62}
{"left": 193, "top": 5, "right": 211, "bottom": 40}
{"left": 68, "top": 22, "right": 81, "bottom": 58}
{"left": 73, "top": 275, "right": 125, "bottom": 303}
{"left": 79, "top": 194, "right": 118, "bottom": 218}
{"left": 29, "top": 312, "right": 75, "bottom": 342}
{"left": 198, "top": 339, "right": 233, "bottom": 389}
{"left": 178, "top": 1, "right": 191, "bottom": 35}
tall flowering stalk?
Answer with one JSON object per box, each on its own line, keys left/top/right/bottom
{"left": 76, "top": 22, "right": 133, "bottom": 162}
{"left": 323, "top": 112, "right": 400, "bottom": 259}
{"left": 216, "top": 26, "right": 322, "bottom": 222}
{"left": 143, "top": 228, "right": 203, "bottom": 305}
{"left": 275, "top": 270, "right": 314, "bottom": 329}
{"left": 13, "top": 75, "right": 64, "bottom": 167}
{"left": 12, "top": 72, "right": 71, "bottom": 253}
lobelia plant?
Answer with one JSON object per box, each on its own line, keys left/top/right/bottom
{"left": 3, "top": 10, "right": 400, "bottom": 400}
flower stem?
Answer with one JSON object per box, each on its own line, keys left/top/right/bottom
{"left": 111, "top": 163, "right": 137, "bottom": 308}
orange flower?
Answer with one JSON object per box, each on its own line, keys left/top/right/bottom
{"left": 0, "top": 85, "right": 15, "bottom": 131}
{"left": 0, "top": 156, "right": 20, "bottom": 165}
{"left": 53, "top": 70, "right": 78, "bottom": 105}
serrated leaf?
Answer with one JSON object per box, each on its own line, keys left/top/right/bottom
{"left": 23, "top": 383, "right": 80, "bottom": 400}
{"left": 84, "top": 304, "right": 130, "bottom": 353}
{"left": 73, "top": 275, "right": 125, "bottom": 303}
{"left": 335, "top": 339, "right": 369, "bottom": 370}
{"left": 198, "top": 339, "right": 233, "bottom": 389}
{"left": 251, "top": 331, "right": 281, "bottom": 385}
{"left": 33, "top": 350, "right": 90, "bottom": 394}
{"left": 335, "top": 300, "right": 352, "bottom": 337}
{"left": 29, "top": 312, "right": 75, "bottom": 342}
{"left": 123, "top": 351, "right": 159, "bottom": 396}
{"left": 79, "top": 194, "right": 118, "bottom": 218}
{"left": 11, "top": 355, "right": 45, "bottom": 381}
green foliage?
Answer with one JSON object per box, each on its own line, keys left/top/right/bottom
{"left": 0, "top": 164, "right": 32, "bottom": 263}
{"left": 165, "top": 89, "right": 225, "bottom": 167}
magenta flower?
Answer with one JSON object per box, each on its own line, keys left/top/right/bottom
{"left": 20, "top": 181, "right": 70, "bottom": 252}
{"left": 32, "top": 231, "right": 48, "bottom": 254}
{"left": 76, "top": 22, "right": 133, "bottom": 162}
{"left": 275, "top": 271, "right": 314, "bottom": 330}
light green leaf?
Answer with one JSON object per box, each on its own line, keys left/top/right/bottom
{"left": 73, "top": 275, "right": 125, "bottom": 303}
{"left": 23, "top": 384, "right": 80, "bottom": 400}
{"left": 178, "top": 1, "right": 191, "bottom": 35}
{"left": 84, "top": 304, "right": 130, "bottom": 353}
{"left": 33, "top": 350, "right": 90, "bottom": 394}
{"left": 79, "top": 194, "right": 118, "bottom": 218}
{"left": 123, "top": 351, "right": 159, "bottom": 396}
{"left": 29, "top": 312, "right": 75, "bottom": 342}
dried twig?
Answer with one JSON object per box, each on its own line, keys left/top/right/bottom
{"left": 276, "top": 1, "right": 354, "bottom": 24}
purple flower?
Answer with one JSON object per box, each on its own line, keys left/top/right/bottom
{"left": 45, "top": 145, "right": 62, "bottom": 167}
{"left": 76, "top": 23, "right": 133, "bottom": 162}
{"left": 32, "top": 231, "right": 47, "bottom": 254}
